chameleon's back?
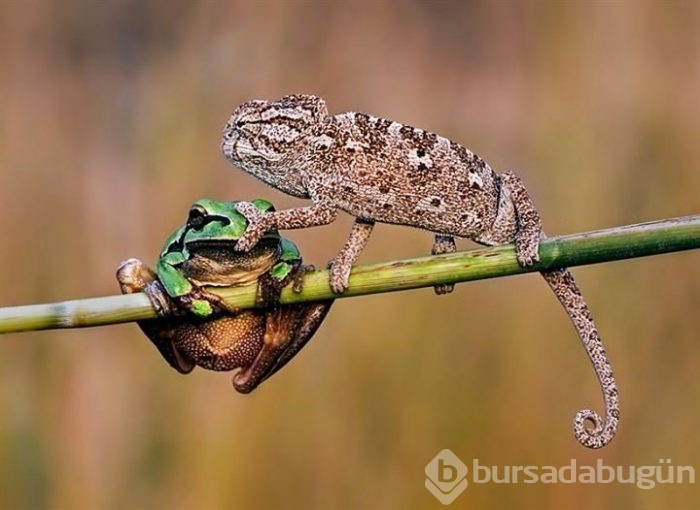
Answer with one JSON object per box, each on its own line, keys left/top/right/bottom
{"left": 301, "top": 111, "right": 501, "bottom": 237}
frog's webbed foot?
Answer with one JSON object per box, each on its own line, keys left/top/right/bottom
{"left": 116, "top": 258, "right": 154, "bottom": 293}
{"left": 292, "top": 264, "right": 313, "bottom": 294}
{"left": 255, "top": 272, "right": 285, "bottom": 308}
{"left": 116, "top": 258, "right": 196, "bottom": 374}
{"left": 431, "top": 235, "right": 456, "bottom": 295}
{"left": 258, "top": 301, "right": 333, "bottom": 386}
{"left": 232, "top": 300, "right": 334, "bottom": 393}
{"left": 175, "top": 285, "right": 239, "bottom": 317}
{"left": 117, "top": 258, "right": 177, "bottom": 316}
{"left": 254, "top": 261, "right": 311, "bottom": 308}
{"left": 232, "top": 307, "right": 287, "bottom": 393}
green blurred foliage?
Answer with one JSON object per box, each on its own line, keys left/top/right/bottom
{"left": 1, "top": 0, "right": 699, "bottom": 508}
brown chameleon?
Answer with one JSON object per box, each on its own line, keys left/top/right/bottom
{"left": 220, "top": 94, "right": 619, "bottom": 448}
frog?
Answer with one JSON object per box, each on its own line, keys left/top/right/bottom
{"left": 116, "top": 198, "right": 333, "bottom": 393}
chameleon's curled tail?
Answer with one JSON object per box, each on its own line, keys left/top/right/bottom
{"left": 541, "top": 268, "right": 620, "bottom": 449}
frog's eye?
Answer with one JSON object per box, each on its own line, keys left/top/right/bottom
{"left": 187, "top": 205, "right": 207, "bottom": 229}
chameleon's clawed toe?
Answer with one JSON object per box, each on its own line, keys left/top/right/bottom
{"left": 515, "top": 239, "right": 540, "bottom": 267}
{"left": 433, "top": 283, "right": 455, "bottom": 295}
{"left": 328, "top": 262, "right": 350, "bottom": 294}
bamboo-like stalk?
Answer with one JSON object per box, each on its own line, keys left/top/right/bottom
{"left": 1, "top": 215, "right": 699, "bottom": 334}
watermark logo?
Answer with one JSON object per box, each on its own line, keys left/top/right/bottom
{"left": 425, "top": 450, "right": 695, "bottom": 503}
{"left": 425, "top": 449, "right": 468, "bottom": 505}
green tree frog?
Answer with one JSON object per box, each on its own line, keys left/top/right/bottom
{"left": 116, "top": 198, "right": 333, "bottom": 393}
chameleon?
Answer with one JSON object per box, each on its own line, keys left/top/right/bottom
{"left": 220, "top": 94, "right": 619, "bottom": 448}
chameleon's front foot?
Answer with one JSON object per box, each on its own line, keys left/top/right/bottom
{"left": 233, "top": 201, "right": 270, "bottom": 252}
{"left": 328, "top": 255, "right": 352, "bottom": 294}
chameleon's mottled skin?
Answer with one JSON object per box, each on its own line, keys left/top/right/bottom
{"left": 220, "top": 94, "right": 619, "bottom": 448}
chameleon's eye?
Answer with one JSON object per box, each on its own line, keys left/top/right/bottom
{"left": 236, "top": 120, "right": 245, "bottom": 128}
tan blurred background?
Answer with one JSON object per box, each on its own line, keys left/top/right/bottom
{"left": 1, "top": 0, "right": 699, "bottom": 508}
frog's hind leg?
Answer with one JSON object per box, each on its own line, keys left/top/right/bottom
{"left": 232, "top": 302, "right": 333, "bottom": 393}
{"left": 231, "top": 307, "right": 294, "bottom": 393}
{"left": 260, "top": 302, "right": 333, "bottom": 384}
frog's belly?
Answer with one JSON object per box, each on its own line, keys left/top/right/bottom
{"left": 181, "top": 313, "right": 265, "bottom": 372}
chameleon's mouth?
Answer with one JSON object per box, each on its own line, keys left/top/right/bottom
{"left": 221, "top": 137, "right": 283, "bottom": 164}
{"left": 220, "top": 135, "right": 239, "bottom": 160}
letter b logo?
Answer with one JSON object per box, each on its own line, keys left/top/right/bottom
{"left": 438, "top": 458, "right": 457, "bottom": 482}
{"left": 425, "top": 450, "right": 468, "bottom": 505}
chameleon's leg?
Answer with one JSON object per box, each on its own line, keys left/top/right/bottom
{"left": 498, "top": 171, "right": 541, "bottom": 266}
{"left": 235, "top": 201, "right": 338, "bottom": 252}
{"left": 499, "top": 170, "right": 620, "bottom": 449}
{"left": 328, "top": 218, "right": 375, "bottom": 294}
{"left": 431, "top": 234, "right": 456, "bottom": 295}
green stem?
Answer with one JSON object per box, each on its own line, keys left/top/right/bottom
{"left": 1, "top": 215, "right": 699, "bottom": 334}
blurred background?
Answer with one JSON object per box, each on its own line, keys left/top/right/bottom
{"left": 1, "top": 0, "right": 699, "bottom": 508}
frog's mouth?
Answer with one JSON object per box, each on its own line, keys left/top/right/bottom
{"left": 183, "top": 236, "right": 282, "bottom": 288}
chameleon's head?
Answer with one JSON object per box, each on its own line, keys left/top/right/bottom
{"left": 221, "top": 94, "right": 328, "bottom": 172}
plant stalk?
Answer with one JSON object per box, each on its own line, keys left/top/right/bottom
{"left": 1, "top": 214, "right": 698, "bottom": 334}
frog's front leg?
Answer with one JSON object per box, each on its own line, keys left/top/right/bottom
{"left": 156, "top": 257, "right": 238, "bottom": 317}
{"left": 177, "top": 285, "right": 240, "bottom": 316}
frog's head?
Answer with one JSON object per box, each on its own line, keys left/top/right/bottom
{"left": 160, "top": 199, "right": 286, "bottom": 289}
{"left": 184, "top": 198, "right": 274, "bottom": 242}
{"left": 220, "top": 95, "right": 327, "bottom": 198}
